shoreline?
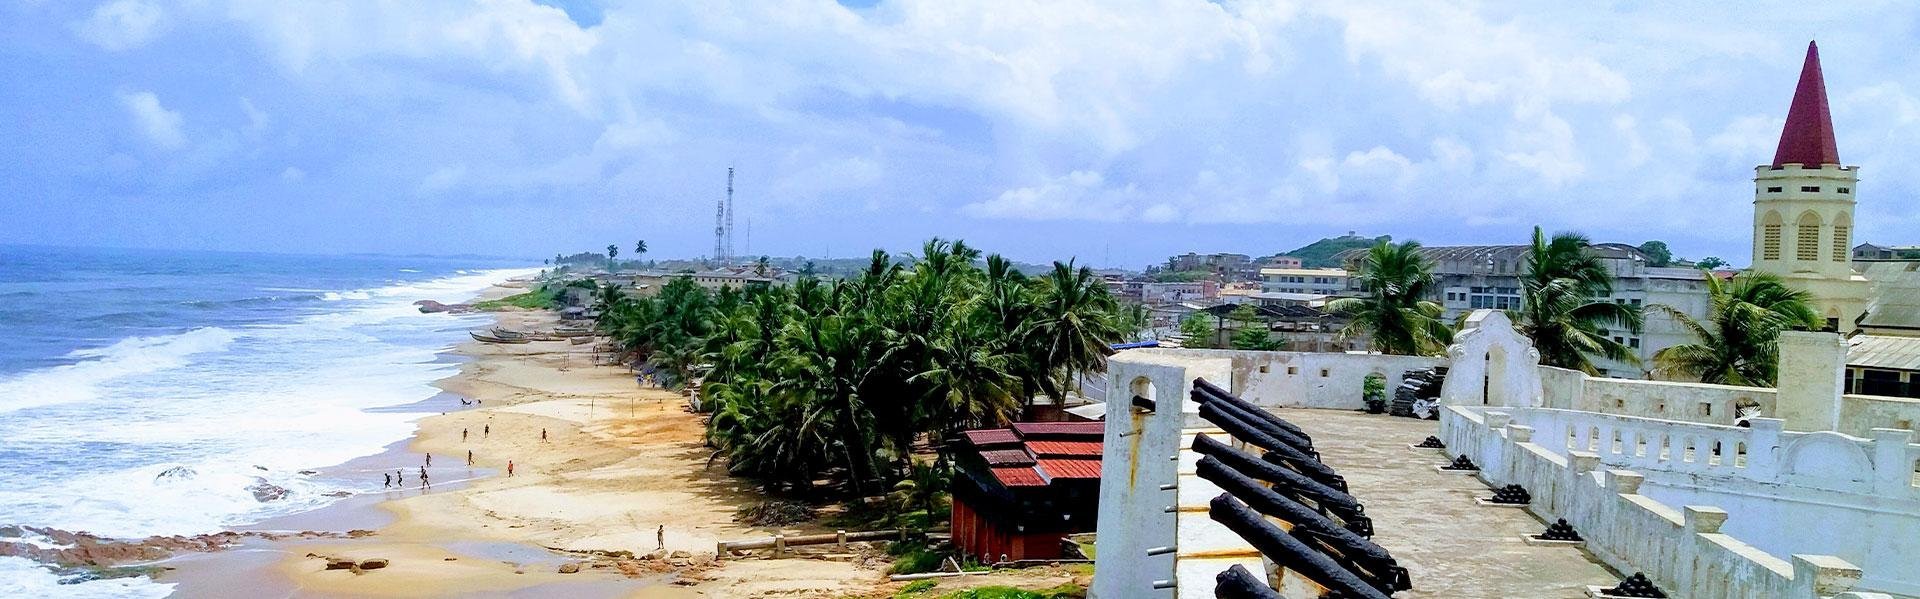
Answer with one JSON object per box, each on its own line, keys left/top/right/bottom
{"left": 155, "top": 280, "right": 895, "bottom": 597}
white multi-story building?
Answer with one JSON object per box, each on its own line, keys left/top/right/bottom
{"left": 1259, "top": 267, "right": 1349, "bottom": 296}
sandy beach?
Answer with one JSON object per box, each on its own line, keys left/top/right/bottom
{"left": 153, "top": 282, "right": 1082, "bottom": 598}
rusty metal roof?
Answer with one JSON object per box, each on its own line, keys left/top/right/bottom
{"left": 979, "top": 449, "right": 1037, "bottom": 466}
{"left": 1010, "top": 422, "right": 1105, "bottom": 438}
{"left": 962, "top": 429, "right": 1021, "bottom": 447}
{"left": 1026, "top": 440, "right": 1104, "bottom": 457}
{"left": 1036, "top": 459, "right": 1102, "bottom": 480}
{"left": 990, "top": 467, "right": 1046, "bottom": 487}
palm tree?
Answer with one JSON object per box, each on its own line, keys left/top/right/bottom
{"left": 1328, "top": 240, "right": 1451, "bottom": 355}
{"left": 635, "top": 239, "right": 648, "bottom": 262}
{"left": 755, "top": 255, "right": 771, "bottom": 277}
{"left": 1514, "top": 228, "right": 1642, "bottom": 374}
{"left": 607, "top": 244, "right": 619, "bottom": 271}
{"left": 1651, "top": 272, "right": 1821, "bottom": 385}
{"left": 1022, "top": 261, "right": 1124, "bottom": 403}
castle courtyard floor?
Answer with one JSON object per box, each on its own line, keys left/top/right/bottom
{"left": 1273, "top": 408, "right": 1623, "bottom": 599}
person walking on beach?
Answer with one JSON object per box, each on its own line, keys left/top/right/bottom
{"left": 467, "top": 450, "right": 473, "bottom": 466}
{"left": 656, "top": 525, "right": 665, "bottom": 551}
{"left": 397, "top": 469, "right": 404, "bottom": 485}
{"left": 462, "top": 428, "right": 468, "bottom": 442}
{"left": 383, "top": 472, "right": 391, "bottom": 488}
{"left": 541, "top": 428, "right": 547, "bottom": 441}
{"left": 484, "top": 423, "right": 490, "bottom": 437}
{"left": 420, "top": 466, "right": 429, "bottom": 488}
{"left": 425, "top": 453, "right": 432, "bottom": 467}
{"left": 507, "top": 460, "right": 515, "bottom": 477}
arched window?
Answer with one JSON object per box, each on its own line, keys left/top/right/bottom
{"left": 1832, "top": 212, "right": 1852, "bottom": 262}
{"left": 1795, "top": 211, "right": 1822, "bottom": 261}
{"left": 1761, "top": 211, "right": 1783, "bottom": 260}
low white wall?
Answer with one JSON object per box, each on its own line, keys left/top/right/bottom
{"left": 1093, "top": 353, "right": 1231, "bottom": 599}
{"left": 1841, "top": 394, "right": 1920, "bottom": 438}
{"left": 1439, "top": 405, "right": 1874, "bottom": 599}
{"left": 1508, "top": 406, "right": 1920, "bottom": 596}
{"left": 1123, "top": 348, "right": 1442, "bottom": 411}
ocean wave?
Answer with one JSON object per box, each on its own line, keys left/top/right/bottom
{"left": 0, "top": 328, "right": 237, "bottom": 415}
{"left": 319, "top": 291, "right": 372, "bottom": 302}
{"left": 179, "top": 294, "right": 325, "bottom": 309}
{"left": 0, "top": 556, "right": 174, "bottom": 598}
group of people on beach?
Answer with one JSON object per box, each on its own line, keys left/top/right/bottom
{"left": 381, "top": 415, "right": 550, "bottom": 489}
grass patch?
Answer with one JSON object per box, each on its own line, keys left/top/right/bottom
{"left": 895, "top": 579, "right": 939, "bottom": 596}
{"left": 472, "top": 284, "right": 561, "bottom": 311}
{"left": 886, "top": 539, "right": 947, "bottom": 575}
{"left": 933, "top": 585, "right": 1085, "bottom": 599}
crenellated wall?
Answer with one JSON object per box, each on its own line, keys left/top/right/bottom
{"left": 1114, "top": 348, "right": 1442, "bottom": 411}
{"left": 1439, "top": 405, "right": 1880, "bottom": 599}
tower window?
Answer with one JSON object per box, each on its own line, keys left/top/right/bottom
{"left": 1801, "top": 186, "right": 1820, "bottom": 192}
{"left": 1834, "top": 225, "right": 1850, "bottom": 262}
{"left": 1837, "top": 187, "right": 1850, "bottom": 194}
{"left": 1763, "top": 224, "right": 1782, "bottom": 260}
{"left": 1797, "top": 223, "right": 1821, "bottom": 261}
{"left": 1766, "top": 186, "right": 1783, "bottom": 193}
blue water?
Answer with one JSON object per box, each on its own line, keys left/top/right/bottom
{"left": 0, "top": 245, "right": 535, "bottom": 596}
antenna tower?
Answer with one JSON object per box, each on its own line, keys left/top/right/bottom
{"left": 724, "top": 167, "right": 736, "bottom": 263}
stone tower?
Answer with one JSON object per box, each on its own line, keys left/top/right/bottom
{"left": 1750, "top": 41, "right": 1870, "bottom": 332}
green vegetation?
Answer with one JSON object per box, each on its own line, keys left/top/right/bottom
{"left": 1637, "top": 240, "right": 1673, "bottom": 267}
{"left": 886, "top": 538, "right": 949, "bottom": 575}
{"left": 1149, "top": 269, "right": 1213, "bottom": 282}
{"left": 1178, "top": 312, "right": 1216, "bottom": 349}
{"left": 1227, "top": 305, "right": 1276, "bottom": 350}
{"left": 1696, "top": 256, "right": 1729, "bottom": 270}
{"left": 897, "top": 580, "right": 940, "bottom": 595}
{"left": 473, "top": 283, "right": 566, "bottom": 311}
{"left": 1514, "top": 227, "right": 1643, "bottom": 374}
{"left": 1651, "top": 272, "right": 1822, "bottom": 386}
{"left": 1282, "top": 233, "right": 1389, "bottom": 268}
{"left": 1362, "top": 373, "right": 1387, "bottom": 413}
{"left": 934, "top": 585, "right": 1086, "bottom": 599}
{"left": 1327, "top": 240, "right": 1451, "bottom": 355}
{"left": 594, "top": 238, "right": 1128, "bottom": 499}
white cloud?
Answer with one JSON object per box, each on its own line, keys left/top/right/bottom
{"left": 964, "top": 170, "right": 1140, "bottom": 221}
{"left": 279, "top": 166, "right": 303, "bottom": 181}
{"left": 239, "top": 97, "right": 269, "bottom": 132}
{"left": 117, "top": 90, "right": 184, "bottom": 149}
{"left": 75, "top": 0, "right": 167, "bottom": 51}
{"left": 417, "top": 165, "right": 467, "bottom": 195}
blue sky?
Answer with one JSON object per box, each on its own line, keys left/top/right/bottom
{"left": 3, "top": 1, "right": 1918, "bottom": 268}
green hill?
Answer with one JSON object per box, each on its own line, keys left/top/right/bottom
{"left": 1279, "top": 234, "right": 1388, "bottom": 268}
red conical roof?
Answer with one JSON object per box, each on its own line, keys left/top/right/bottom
{"left": 1771, "top": 41, "right": 1840, "bottom": 167}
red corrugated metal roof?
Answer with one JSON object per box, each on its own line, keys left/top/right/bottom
{"left": 1010, "top": 422, "right": 1104, "bottom": 438}
{"left": 1035, "top": 459, "right": 1102, "bottom": 480}
{"left": 1026, "top": 440, "right": 1104, "bottom": 457}
{"left": 991, "top": 466, "right": 1046, "bottom": 487}
{"left": 963, "top": 429, "right": 1020, "bottom": 447}
{"left": 979, "top": 449, "right": 1037, "bottom": 466}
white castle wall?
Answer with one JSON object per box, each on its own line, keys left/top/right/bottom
{"left": 1505, "top": 406, "right": 1920, "bottom": 596}
{"left": 1440, "top": 405, "right": 1882, "bottom": 599}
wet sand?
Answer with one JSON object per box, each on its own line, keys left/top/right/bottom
{"left": 158, "top": 286, "right": 888, "bottom": 598}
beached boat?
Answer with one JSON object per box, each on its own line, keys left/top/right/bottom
{"left": 471, "top": 331, "right": 531, "bottom": 344}
{"left": 489, "top": 327, "right": 528, "bottom": 340}
{"left": 553, "top": 327, "right": 595, "bottom": 338}
{"left": 569, "top": 336, "right": 594, "bottom": 345}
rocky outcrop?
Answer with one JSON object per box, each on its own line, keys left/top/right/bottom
{"left": 414, "top": 300, "right": 476, "bottom": 314}
{"left": 247, "top": 479, "right": 290, "bottom": 502}
{"left": 0, "top": 526, "right": 370, "bottom": 569}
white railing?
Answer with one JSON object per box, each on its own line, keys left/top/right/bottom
{"left": 1438, "top": 405, "right": 1880, "bottom": 599}
{"left": 1500, "top": 407, "right": 1920, "bottom": 499}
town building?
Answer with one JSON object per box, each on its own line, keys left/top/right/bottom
{"left": 1139, "top": 280, "right": 1217, "bottom": 304}
{"left": 950, "top": 422, "right": 1104, "bottom": 563}
{"left": 1259, "top": 267, "right": 1350, "bottom": 296}
{"left": 1163, "top": 252, "right": 1259, "bottom": 281}
{"left": 1335, "top": 243, "right": 1712, "bottom": 378}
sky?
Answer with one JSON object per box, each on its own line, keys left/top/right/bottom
{"left": 3, "top": 1, "right": 1918, "bottom": 269}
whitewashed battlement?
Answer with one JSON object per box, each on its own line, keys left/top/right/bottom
{"left": 1439, "top": 405, "right": 1882, "bottom": 599}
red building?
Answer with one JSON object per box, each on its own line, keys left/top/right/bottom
{"left": 950, "top": 422, "right": 1104, "bottom": 563}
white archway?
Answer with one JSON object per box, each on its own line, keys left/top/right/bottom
{"left": 1439, "top": 310, "right": 1544, "bottom": 407}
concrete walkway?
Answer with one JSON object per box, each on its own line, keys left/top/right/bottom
{"left": 1274, "top": 408, "right": 1621, "bottom": 599}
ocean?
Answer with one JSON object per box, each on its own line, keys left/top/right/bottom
{"left": 0, "top": 245, "right": 535, "bottom": 597}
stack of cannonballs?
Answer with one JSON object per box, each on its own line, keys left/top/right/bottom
{"left": 1414, "top": 435, "right": 1445, "bottom": 448}
{"left": 1538, "top": 518, "right": 1582, "bottom": 541}
{"left": 1442, "top": 455, "right": 1478, "bottom": 471}
{"left": 1489, "top": 484, "right": 1531, "bottom": 505}
{"left": 1604, "top": 573, "right": 1667, "bottom": 598}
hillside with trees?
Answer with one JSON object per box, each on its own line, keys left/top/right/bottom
{"left": 1282, "top": 233, "right": 1391, "bottom": 268}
